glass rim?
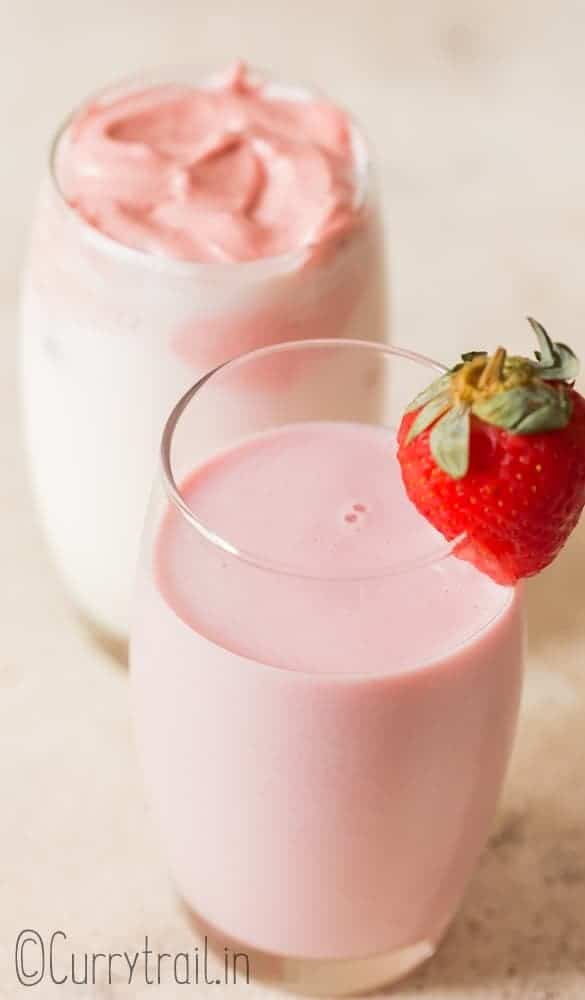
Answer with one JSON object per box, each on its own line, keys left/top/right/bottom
{"left": 160, "top": 338, "right": 467, "bottom": 580}
{"left": 47, "top": 63, "right": 372, "bottom": 278}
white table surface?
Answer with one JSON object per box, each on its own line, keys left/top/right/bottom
{"left": 1, "top": 2, "right": 585, "bottom": 997}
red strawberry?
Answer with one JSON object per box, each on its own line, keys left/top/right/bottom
{"left": 397, "top": 318, "right": 585, "bottom": 584}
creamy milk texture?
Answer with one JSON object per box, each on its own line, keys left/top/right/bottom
{"left": 157, "top": 422, "right": 516, "bottom": 671}
{"left": 131, "top": 422, "right": 524, "bottom": 960}
{"left": 21, "top": 66, "right": 386, "bottom": 638}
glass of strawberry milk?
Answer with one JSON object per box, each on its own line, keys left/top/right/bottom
{"left": 130, "top": 338, "right": 524, "bottom": 995}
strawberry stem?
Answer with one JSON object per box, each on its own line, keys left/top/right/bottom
{"left": 478, "top": 347, "right": 507, "bottom": 390}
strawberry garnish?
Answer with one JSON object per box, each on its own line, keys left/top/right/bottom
{"left": 397, "top": 318, "right": 585, "bottom": 584}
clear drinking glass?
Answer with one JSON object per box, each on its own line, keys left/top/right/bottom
{"left": 130, "top": 339, "right": 524, "bottom": 996}
{"left": 20, "top": 68, "right": 386, "bottom": 648}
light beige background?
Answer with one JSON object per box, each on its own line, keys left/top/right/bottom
{"left": 1, "top": 2, "right": 584, "bottom": 998}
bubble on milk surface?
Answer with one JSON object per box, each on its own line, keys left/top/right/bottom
{"left": 343, "top": 502, "right": 369, "bottom": 525}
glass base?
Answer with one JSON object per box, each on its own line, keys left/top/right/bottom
{"left": 181, "top": 901, "right": 436, "bottom": 996}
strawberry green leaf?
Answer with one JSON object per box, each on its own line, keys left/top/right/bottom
{"left": 527, "top": 317, "right": 580, "bottom": 381}
{"left": 527, "top": 317, "right": 556, "bottom": 366}
{"left": 450, "top": 351, "right": 487, "bottom": 374}
{"left": 513, "top": 388, "right": 572, "bottom": 433}
{"left": 405, "top": 373, "right": 452, "bottom": 414}
{"left": 535, "top": 343, "right": 579, "bottom": 381}
{"left": 406, "top": 392, "right": 452, "bottom": 443}
{"left": 430, "top": 403, "right": 470, "bottom": 479}
{"left": 541, "top": 342, "right": 579, "bottom": 381}
{"left": 472, "top": 383, "right": 572, "bottom": 433}
{"left": 460, "top": 351, "right": 488, "bottom": 363}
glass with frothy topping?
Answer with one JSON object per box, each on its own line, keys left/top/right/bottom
{"left": 20, "top": 63, "right": 387, "bottom": 646}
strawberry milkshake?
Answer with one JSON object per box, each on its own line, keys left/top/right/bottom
{"left": 130, "top": 341, "right": 524, "bottom": 995}
{"left": 21, "top": 64, "right": 386, "bottom": 643}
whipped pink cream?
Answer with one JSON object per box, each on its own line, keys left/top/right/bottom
{"left": 59, "top": 63, "right": 361, "bottom": 262}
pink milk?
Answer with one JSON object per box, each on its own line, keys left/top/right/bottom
{"left": 131, "top": 420, "right": 523, "bottom": 968}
